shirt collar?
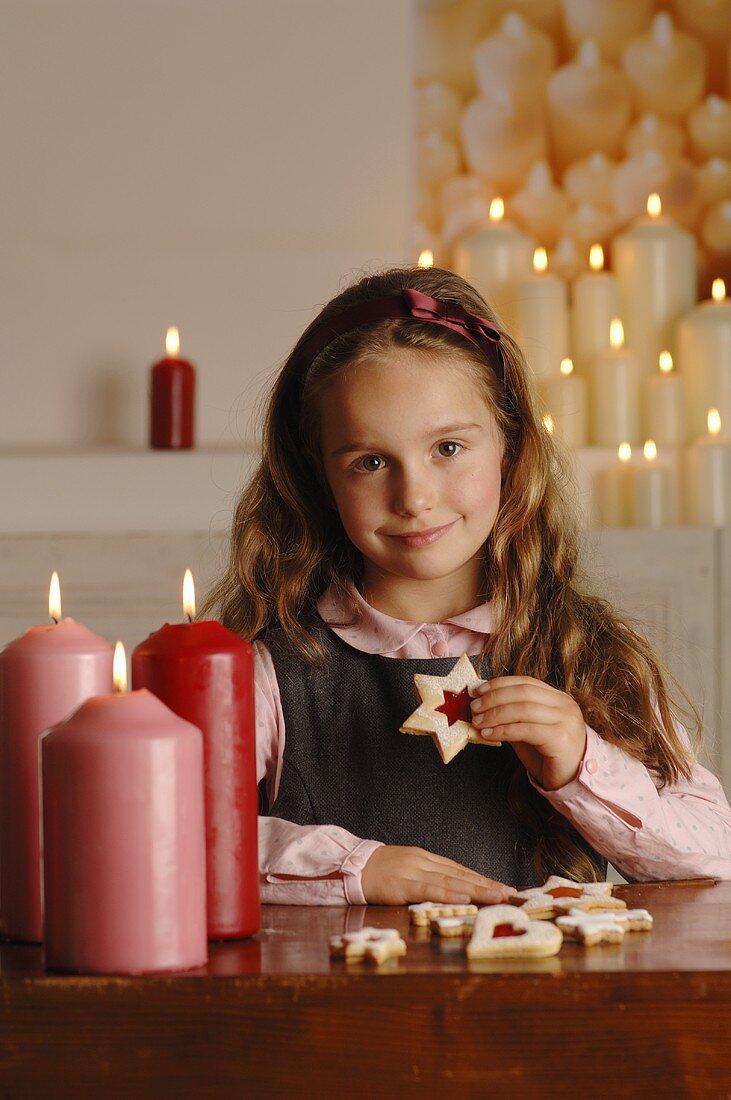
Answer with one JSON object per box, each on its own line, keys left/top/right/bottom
{"left": 316, "top": 579, "right": 495, "bottom": 655}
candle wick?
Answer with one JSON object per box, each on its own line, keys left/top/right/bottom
{"left": 50, "top": 615, "right": 59, "bottom": 625}
{"left": 185, "top": 612, "right": 193, "bottom": 624}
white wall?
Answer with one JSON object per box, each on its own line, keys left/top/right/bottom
{"left": 0, "top": 0, "right": 414, "bottom": 450}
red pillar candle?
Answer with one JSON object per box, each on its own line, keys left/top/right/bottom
{"left": 150, "top": 325, "right": 195, "bottom": 449}
{"left": 0, "top": 573, "right": 113, "bottom": 943}
{"left": 41, "top": 644, "right": 207, "bottom": 975}
{"left": 131, "top": 571, "right": 259, "bottom": 939}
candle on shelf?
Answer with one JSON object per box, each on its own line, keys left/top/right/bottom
{"left": 514, "top": 246, "right": 569, "bottom": 380}
{"left": 417, "top": 129, "right": 462, "bottom": 191}
{"left": 611, "top": 192, "right": 697, "bottom": 374}
{"left": 563, "top": 151, "right": 617, "bottom": 209}
{"left": 150, "top": 326, "right": 196, "bottom": 450}
{"left": 622, "top": 12, "right": 707, "bottom": 120}
{"left": 590, "top": 318, "right": 642, "bottom": 446}
{"left": 561, "top": 0, "right": 653, "bottom": 63}
{"left": 683, "top": 408, "right": 731, "bottom": 526}
{"left": 453, "top": 197, "right": 535, "bottom": 332}
{"left": 571, "top": 243, "right": 621, "bottom": 370}
{"left": 698, "top": 158, "right": 731, "bottom": 209}
{"left": 415, "top": 82, "right": 462, "bottom": 142}
{"left": 631, "top": 439, "right": 678, "bottom": 527}
{"left": 545, "top": 39, "right": 632, "bottom": 171}
{"left": 132, "top": 570, "right": 259, "bottom": 940}
{"left": 644, "top": 351, "right": 687, "bottom": 446}
{"left": 624, "top": 113, "right": 686, "bottom": 160}
{"left": 595, "top": 442, "right": 633, "bottom": 527}
{"left": 549, "top": 235, "right": 586, "bottom": 282}
{"left": 440, "top": 175, "right": 492, "bottom": 250}
{"left": 0, "top": 575, "right": 113, "bottom": 943}
{"left": 540, "top": 357, "right": 588, "bottom": 448}
{"left": 676, "top": 277, "right": 731, "bottom": 439}
{"left": 417, "top": 249, "right": 434, "bottom": 269}
{"left": 41, "top": 643, "right": 207, "bottom": 974}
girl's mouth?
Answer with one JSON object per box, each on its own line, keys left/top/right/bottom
{"left": 386, "top": 522, "right": 456, "bottom": 548}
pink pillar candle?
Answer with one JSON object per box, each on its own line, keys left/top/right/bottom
{"left": 0, "top": 617, "right": 113, "bottom": 943}
{"left": 41, "top": 687, "right": 207, "bottom": 974}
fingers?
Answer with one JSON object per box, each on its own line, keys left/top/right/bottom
{"left": 422, "top": 852, "right": 514, "bottom": 901}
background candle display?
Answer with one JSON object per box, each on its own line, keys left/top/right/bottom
{"left": 683, "top": 408, "right": 731, "bottom": 526}
{"left": 453, "top": 197, "right": 534, "bottom": 331}
{"left": 514, "top": 246, "right": 569, "bottom": 380}
{"left": 0, "top": 575, "right": 113, "bottom": 943}
{"left": 590, "top": 318, "right": 641, "bottom": 446}
{"left": 41, "top": 643, "right": 207, "bottom": 975}
{"left": 132, "top": 571, "right": 259, "bottom": 940}
{"left": 677, "top": 278, "right": 731, "bottom": 440}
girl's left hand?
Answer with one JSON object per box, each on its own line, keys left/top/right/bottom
{"left": 470, "top": 676, "right": 587, "bottom": 792}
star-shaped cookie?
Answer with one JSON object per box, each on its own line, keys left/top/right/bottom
{"left": 399, "top": 653, "right": 498, "bottom": 764}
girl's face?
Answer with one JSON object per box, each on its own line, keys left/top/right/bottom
{"left": 320, "top": 347, "right": 504, "bottom": 607}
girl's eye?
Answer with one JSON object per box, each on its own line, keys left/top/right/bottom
{"left": 355, "top": 454, "right": 386, "bottom": 472}
{"left": 437, "top": 440, "right": 462, "bottom": 458}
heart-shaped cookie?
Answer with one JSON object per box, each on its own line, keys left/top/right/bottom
{"left": 466, "top": 904, "right": 563, "bottom": 958}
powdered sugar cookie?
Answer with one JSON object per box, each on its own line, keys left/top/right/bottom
{"left": 511, "top": 878, "right": 627, "bottom": 919}
{"left": 610, "top": 908, "right": 654, "bottom": 932}
{"left": 399, "top": 654, "right": 497, "bottom": 764}
{"left": 555, "top": 911, "right": 626, "bottom": 946}
{"left": 330, "top": 927, "right": 407, "bottom": 965}
{"left": 408, "top": 901, "right": 478, "bottom": 926}
{"left": 466, "top": 904, "right": 563, "bottom": 959}
{"left": 430, "top": 914, "right": 476, "bottom": 938}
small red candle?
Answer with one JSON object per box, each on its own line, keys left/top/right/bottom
{"left": 41, "top": 643, "right": 207, "bottom": 974}
{"left": 131, "top": 570, "right": 259, "bottom": 939}
{"left": 150, "top": 325, "right": 195, "bottom": 449}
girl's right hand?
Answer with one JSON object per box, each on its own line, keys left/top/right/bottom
{"left": 360, "top": 845, "right": 514, "bottom": 906}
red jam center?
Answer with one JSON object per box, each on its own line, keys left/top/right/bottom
{"left": 492, "top": 924, "right": 527, "bottom": 938}
{"left": 436, "top": 687, "right": 473, "bottom": 727}
{"left": 547, "top": 887, "right": 582, "bottom": 898}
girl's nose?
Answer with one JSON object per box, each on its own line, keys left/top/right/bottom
{"left": 393, "top": 465, "right": 433, "bottom": 517}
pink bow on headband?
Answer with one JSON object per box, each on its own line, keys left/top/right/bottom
{"left": 401, "top": 288, "right": 501, "bottom": 354}
{"left": 294, "top": 287, "right": 503, "bottom": 381}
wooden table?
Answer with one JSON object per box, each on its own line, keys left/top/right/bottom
{"left": 2, "top": 880, "right": 731, "bottom": 1098}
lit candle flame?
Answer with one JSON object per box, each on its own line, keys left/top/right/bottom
{"left": 618, "top": 442, "right": 632, "bottom": 463}
{"left": 589, "top": 243, "right": 604, "bottom": 272}
{"left": 417, "top": 249, "right": 434, "bottom": 269}
{"left": 542, "top": 413, "right": 555, "bottom": 434}
{"left": 113, "top": 641, "right": 128, "bottom": 693}
{"left": 647, "top": 192, "right": 662, "bottom": 218}
{"left": 659, "top": 350, "right": 673, "bottom": 374}
{"left": 533, "top": 246, "right": 548, "bottom": 274}
{"left": 712, "top": 278, "right": 726, "bottom": 302}
{"left": 643, "top": 439, "right": 657, "bottom": 461}
{"left": 183, "top": 568, "right": 196, "bottom": 621}
{"left": 708, "top": 407, "right": 722, "bottom": 436}
{"left": 489, "top": 197, "right": 504, "bottom": 222}
{"left": 609, "top": 318, "right": 625, "bottom": 349}
{"left": 49, "top": 571, "right": 61, "bottom": 623}
{"left": 165, "top": 326, "right": 180, "bottom": 357}
{"left": 559, "top": 357, "right": 574, "bottom": 377}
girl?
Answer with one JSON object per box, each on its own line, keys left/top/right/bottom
{"left": 203, "top": 266, "right": 731, "bottom": 906}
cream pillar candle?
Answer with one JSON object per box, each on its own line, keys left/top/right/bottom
{"left": 514, "top": 246, "right": 569, "bottom": 380}
{"left": 561, "top": 0, "right": 653, "bottom": 63}
{"left": 631, "top": 440, "right": 678, "bottom": 527}
{"left": 688, "top": 96, "right": 731, "bottom": 163}
{"left": 540, "top": 357, "right": 588, "bottom": 448}
{"left": 612, "top": 151, "right": 701, "bottom": 229}
{"left": 563, "top": 203, "right": 617, "bottom": 250}
{"left": 698, "top": 158, "right": 731, "bottom": 209}
{"left": 453, "top": 198, "right": 535, "bottom": 332}
{"left": 595, "top": 442, "right": 633, "bottom": 527}
{"left": 473, "top": 12, "right": 555, "bottom": 105}
{"left": 676, "top": 278, "right": 731, "bottom": 440}
{"left": 571, "top": 243, "right": 621, "bottom": 370}
{"left": 545, "top": 40, "right": 632, "bottom": 171}
{"left": 612, "top": 192, "right": 698, "bottom": 374}
{"left": 674, "top": 0, "right": 731, "bottom": 95}
{"left": 507, "top": 161, "right": 571, "bottom": 249}
{"left": 415, "top": 82, "right": 462, "bottom": 141}
{"left": 550, "top": 236, "right": 585, "bottom": 281}
{"left": 461, "top": 88, "right": 547, "bottom": 194}
{"left": 683, "top": 408, "right": 731, "bottom": 526}
{"left": 644, "top": 351, "right": 687, "bottom": 447}
{"left": 624, "top": 113, "right": 686, "bottom": 161}
{"left": 622, "top": 12, "right": 707, "bottom": 120}
{"left": 590, "top": 318, "right": 642, "bottom": 445}
{"left": 440, "top": 174, "right": 492, "bottom": 249}
{"left": 564, "top": 151, "right": 617, "bottom": 209}
{"left": 416, "top": 129, "right": 462, "bottom": 191}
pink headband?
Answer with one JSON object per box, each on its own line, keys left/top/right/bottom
{"left": 294, "top": 288, "right": 503, "bottom": 381}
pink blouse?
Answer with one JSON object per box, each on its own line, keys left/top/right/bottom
{"left": 254, "top": 583, "right": 731, "bottom": 905}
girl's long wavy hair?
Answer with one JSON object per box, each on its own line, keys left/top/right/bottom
{"left": 202, "top": 265, "right": 701, "bottom": 881}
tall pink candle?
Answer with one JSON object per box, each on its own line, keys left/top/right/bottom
{"left": 41, "top": 670, "right": 207, "bottom": 975}
{"left": 0, "top": 593, "right": 113, "bottom": 943}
